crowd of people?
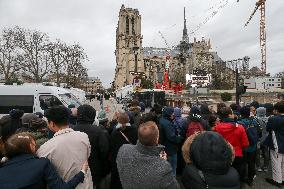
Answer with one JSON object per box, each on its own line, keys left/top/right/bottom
{"left": 0, "top": 98, "right": 284, "bottom": 189}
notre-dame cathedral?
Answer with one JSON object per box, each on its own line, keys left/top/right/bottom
{"left": 113, "top": 5, "right": 236, "bottom": 90}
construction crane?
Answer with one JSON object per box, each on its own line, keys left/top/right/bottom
{"left": 243, "top": 0, "right": 267, "bottom": 74}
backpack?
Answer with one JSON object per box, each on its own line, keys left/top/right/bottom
{"left": 245, "top": 119, "right": 259, "bottom": 145}
{"left": 186, "top": 121, "right": 204, "bottom": 137}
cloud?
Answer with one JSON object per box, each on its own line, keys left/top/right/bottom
{"left": 0, "top": 0, "right": 283, "bottom": 87}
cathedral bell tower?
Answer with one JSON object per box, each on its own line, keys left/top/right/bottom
{"left": 114, "top": 5, "right": 145, "bottom": 90}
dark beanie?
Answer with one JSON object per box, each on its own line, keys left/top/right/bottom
{"left": 77, "top": 104, "right": 96, "bottom": 123}
{"left": 190, "top": 131, "right": 232, "bottom": 175}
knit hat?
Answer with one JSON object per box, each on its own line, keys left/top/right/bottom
{"left": 190, "top": 131, "right": 233, "bottom": 175}
{"left": 9, "top": 109, "right": 24, "bottom": 119}
{"left": 77, "top": 104, "right": 96, "bottom": 123}
{"left": 256, "top": 107, "right": 266, "bottom": 117}
{"left": 22, "top": 113, "right": 47, "bottom": 130}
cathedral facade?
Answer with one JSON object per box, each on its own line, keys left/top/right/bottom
{"left": 114, "top": 5, "right": 236, "bottom": 90}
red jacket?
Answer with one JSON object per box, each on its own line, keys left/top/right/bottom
{"left": 213, "top": 122, "right": 249, "bottom": 157}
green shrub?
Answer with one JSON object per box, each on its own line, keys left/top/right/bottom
{"left": 221, "top": 92, "right": 232, "bottom": 102}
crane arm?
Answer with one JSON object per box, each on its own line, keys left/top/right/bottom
{"left": 158, "top": 31, "right": 171, "bottom": 50}
{"left": 245, "top": 4, "right": 260, "bottom": 27}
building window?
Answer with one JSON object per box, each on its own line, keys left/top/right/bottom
{"left": 126, "top": 16, "right": 129, "bottom": 35}
{"left": 278, "top": 84, "right": 281, "bottom": 86}
{"left": 279, "top": 79, "right": 281, "bottom": 81}
{"left": 272, "top": 79, "right": 274, "bottom": 81}
{"left": 272, "top": 84, "right": 274, "bottom": 86}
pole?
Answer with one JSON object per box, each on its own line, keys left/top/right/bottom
{"left": 236, "top": 67, "right": 240, "bottom": 105}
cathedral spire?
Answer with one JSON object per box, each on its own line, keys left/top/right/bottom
{"left": 182, "top": 7, "right": 189, "bottom": 43}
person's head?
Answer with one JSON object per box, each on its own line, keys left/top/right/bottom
{"left": 250, "top": 101, "right": 260, "bottom": 109}
{"left": 131, "top": 100, "right": 139, "bottom": 107}
{"left": 264, "top": 103, "right": 274, "bottom": 116}
{"left": 4, "top": 132, "right": 36, "bottom": 159}
{"left": 174, "top": 107, "right": 182, "bottom": 118}
{"left": 22, "top": 113, "right": 47, "bottom": 130}
{"left": 250, "top": 106, "right": 257, "bottom": 116}
{"left": 151, "top": 104, "right": 162, "bottom": 115}
{"left": 97, "top": 110, "right": 109, "bottom": 126}
{"left": 256, "top": 107, "right": 266, "bottom": 118}
{"left": 274, "top": 101, "right": 284, "bottom": 114}
{"left": 162, "top": 107, "right": 175, "bottom": 120}
{"left": 217, "top": 103, "right": 227, "bottom": 114}
{"left": 77, "top": 104, "right": 96, "bottom": 124}
{"left": 140, "top": 113, "right": 157, "bottom": 125}
{"left": 117, "top": 112, "right": 130, "bottom": 128}
{"left": 200, "top": 104, "right": 210, "bottom": 115}
{"left": 189, "top": 131, "right": 233, "bottom": 174}
{"left": 240, "top": 105, "right": 251, "bottom": 118}
{"left": 208, "top": 114, "right": 219, "bottom": 128}
{"left": 138, "top": 121, "right": 159, "bottom": 146}
{"left": 0, "top": 113, "right": 23, "bottom": 142}
{"left": 44, "top": 106, "right": 69, "bottom": 132}
{"left": 218, "top": 107, "right": 234, "bottom": 120}
{"left": 230, "top": 103, "right": 239, "bottom": 112}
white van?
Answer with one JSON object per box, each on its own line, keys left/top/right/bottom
{"left": 0, "top": 84, "right": 81, "bottom": 117}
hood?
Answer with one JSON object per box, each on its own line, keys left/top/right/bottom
{"left": 77, "top": 104, "right": 96, "bottom": 123}
{"left": 139, "top": 102, "right": 146, "bottom": 113}
{"left": 162, "top": 107, "right": 174, "bottom": 119}
{"left": 256, "top": 107, "right": 266, "bottom": 117}
{"left": 190, "top": 131, "right": 233, "bottom": 175}
{"left": 174, "top": 107, "right": 182, "bottom": 118}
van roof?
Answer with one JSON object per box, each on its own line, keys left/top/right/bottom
{"left": 0, "top": 85, "right": 70, "bottom": 95}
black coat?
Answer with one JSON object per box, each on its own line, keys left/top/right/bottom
{"left": 110, "top": 126, "right": 138, "bottom": 189}
{"left": 74, "top": 123, "right": 110, "bottom": 184}
{"left": 182, "top": 164, "right": 240, "bottom": 189}
{"left": 0, "top": 154, "right": 84, "bottom": 189}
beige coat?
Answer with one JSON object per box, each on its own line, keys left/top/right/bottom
{"left": 37, "top": 128, "right": 93, "bottom": 189}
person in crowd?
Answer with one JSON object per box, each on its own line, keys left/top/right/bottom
{"left": 200, "top": 103, "right": 212, "bottom": 122}
{"left": 173, "top": 107, "right": 187, "bottom": 175}
{"left": 0, "top": 109, "right": 24, "bottom": 142}
{"left": 128, "top": 100, "right": 142, "bottom": 128}
{"left": 150, "top": 103, "right": 163, "bottom": 125}
{"left": 159, "top": 107, "right": 183, "bottom": 176}
{"left": 173, "top": 107, "right": 187, "bottom": 136}
{"left": 230, "top": 103, "right": 241, "bottom": 121}
{"left": 139, "top": 101, "right": 146, "bottom": 114}
{"left": 182, "top": 131, "right": 240, "bottom": 189}
{"left": 207, "top": 113, "right": 219, "bottom": 128}
{"left": 238, "top": 105, "right": 259, "bottom": 186}
{"left": 217, "top": 103, "right": 227, "bottom": 118}
{"left": 213, "top": 107, "right": 249, "bottom": 186}
{"left": 265, "top": 101, "right": 284, "bottom": 187}
{"left": 37, "top": 106, "right": 93, "bottom": 189}
{"left": 184, "top": 106, "right": 210, "bottom": 138}
{"left": 68, "top": 104, "right": 78, "bottom": 128}
{"left": 117, "top": 121, "right": 180, "bottom": 189}
{"left": 74, "top": 104, "right": 110, "bottom": 189}
{"left": 0, "top": 132, "right": 88, "bottom": 189}
{"left": 250, "top": 101, "right": 260, "bottom": 117}
{"left": 97, "top": 110, "right": 111, "bottom": 134}
{"left": 264, "top": 103, "right": 274, "bottom": 117}
{"left": 255, "top": 107, "right": 269, "bottom": 172}
{"left": 20, "top": 113, "right": 48, "bottom": 147}
{"left": 110, "top": 112, "right": 137, "bottom": 189}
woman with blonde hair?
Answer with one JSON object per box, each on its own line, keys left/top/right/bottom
{"left": 0, "top": 132, "right": 88, "bottom": 189}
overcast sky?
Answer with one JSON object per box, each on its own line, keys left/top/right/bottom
{"left": 0, "top": 0, "right": 283, "bottom": 87}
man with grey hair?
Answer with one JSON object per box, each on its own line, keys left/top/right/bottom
{"left": 116, "top": 121, "right": 180, "bottom": 189}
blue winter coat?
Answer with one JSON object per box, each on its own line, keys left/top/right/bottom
{"left": 238, "top": 118, "right": 259, "bottom": 152}
{"left": 0, "top": 154, "right": 84, "bottom": 189}
{"left": 265, "top": 115, "right": 284, "bottom": 154}
{"left": 159, "top": 107, "right": 182, "bottom": 156}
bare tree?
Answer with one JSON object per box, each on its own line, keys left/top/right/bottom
{"left": 13, "top": 26, "right": 51, "bottom": 82}
{"left": 46, "top": 40, "right": 66, "bottom": 86}
{"left": 61, "top": 43, "right": 88, "bottom": 87}
{"left": 0, "top": 28, "right": 21, "bottom": 82}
